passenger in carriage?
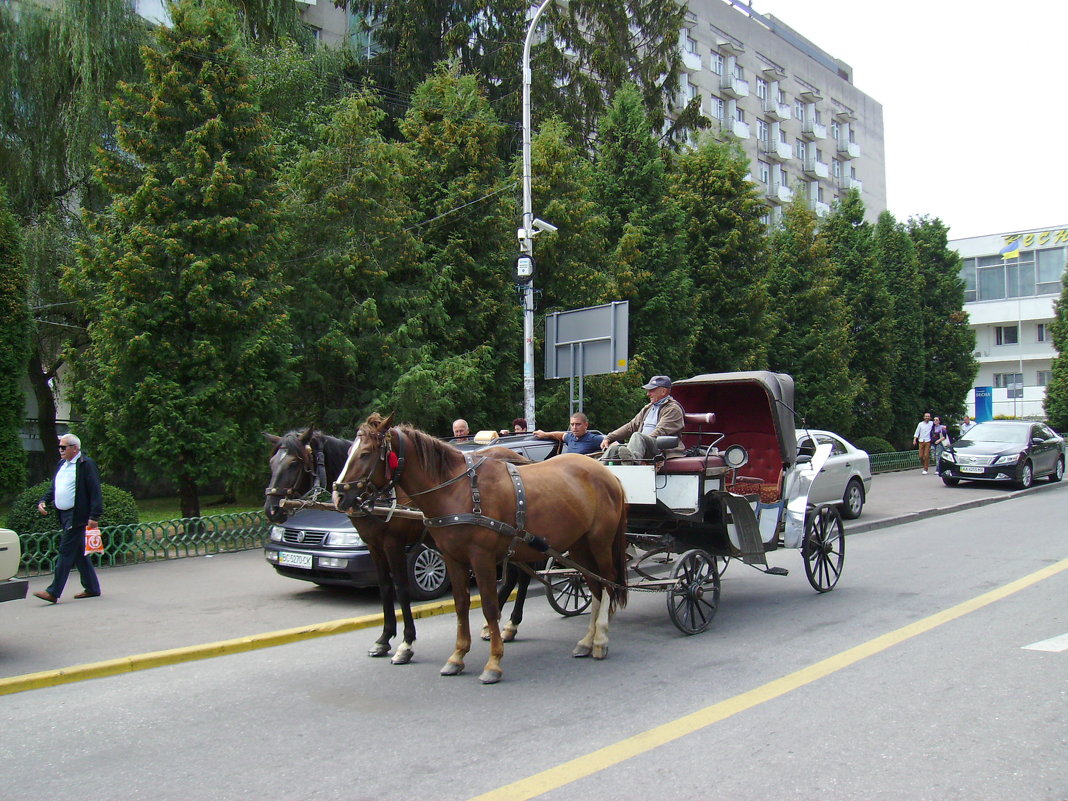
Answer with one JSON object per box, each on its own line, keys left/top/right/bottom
{"left": 451, "top": 419, "right": 472, "bottom": 442}
{"left": 499, "top": 417, "right": 528, "bottom": 436}
{"left": 532, "top": 412, "right": 602, "bottom": 455}
{"left": 599, "top": 375, "right": 685, "bottom": 464}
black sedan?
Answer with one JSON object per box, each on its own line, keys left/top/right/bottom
{"left": 938, "top": 420, "right": 1065, "bottom": 489}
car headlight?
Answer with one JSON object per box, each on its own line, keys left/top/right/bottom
{"left": 993, "top": 453, "right": 1023, "bottom": 465}
{"left": 270, "top": 525, "right": 285, "bottom": 542}
{"left": 325, "top": 531, "right": 364, "bottom": 547}
{"left": 941, "top": 451, "right": 956, "bottom": 463}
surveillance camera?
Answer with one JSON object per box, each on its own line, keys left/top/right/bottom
{"left": 531, "top": 218, "right": 558, "bottom": 234}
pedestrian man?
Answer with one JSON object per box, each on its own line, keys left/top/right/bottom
{"left": 33, "top": 433, "right": 104, "bottom": 603}
{"left": 600, "top": 375, "right": 685, "bottom": 464}
{"left": 913, "top": 412, "right": 934, "bottom": 475}
{"left": 533, "top": 412, "right": 602, "bottom": 455}
{"left": 959, "top": 415, "right": 976, "bottom": 436}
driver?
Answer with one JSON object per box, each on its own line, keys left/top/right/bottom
{"left": 600, "top": 375, "right": 684, "bottom": 464}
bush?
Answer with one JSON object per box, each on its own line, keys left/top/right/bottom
{"left": 854, "top": 436, "right": 894, "bottom": 454}
{"left": 6, "top": 480, "right": 139, "bottom": 535}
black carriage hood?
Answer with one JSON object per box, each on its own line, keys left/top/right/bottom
{"left": 670, "top": 371, "right": 798, "bottom": 467}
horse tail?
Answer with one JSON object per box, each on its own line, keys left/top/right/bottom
{"left": 608, "top": 480, "right": 629, "bottom": 614}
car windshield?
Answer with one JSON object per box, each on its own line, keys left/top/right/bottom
{"left": 959, "top": 423, "right": 1028, "bottom": 445}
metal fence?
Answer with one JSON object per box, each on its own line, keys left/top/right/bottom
{"left": 17, "top": 511, "right": 270, "bottom": 578}
{"left": 868, "top": 450, "right": 922, "bottom": 474}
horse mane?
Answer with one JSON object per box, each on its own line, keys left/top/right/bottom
{"left": 276, "top": 429, "right": 352, "bottom": 475}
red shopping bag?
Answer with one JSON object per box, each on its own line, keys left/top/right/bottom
{"left": 84, "top": 522, "right": 104, "bottom": 555}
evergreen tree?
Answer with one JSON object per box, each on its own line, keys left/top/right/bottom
{"left": 907, "top": 216, "right": 977, "bottom": 422}
{"left": 383, "top": 65, "right": 520, "bottom": 435}
{"left": 823, "top": 189, "right": 895, "bottom": 440}
{"left": 765, "top": 198, "right": 859, "bottom": 428}
{"left": 590, "top": 84, "right": 695, "bottom": 395}
{"left": 0, "top": 186, "right": 29, "bottom": 498}
{"left": 1044, "top": 277, "right": 1068, "bottom": 431}
{"left": 874, "top": 210, "right": 925, "bottom": 447}
{"left": 671, "top": 136, "right": 769, "bottom": 373}
{"left": 217, "top": 0, "right": 308, "bottom": 43}
{"left": 69, "top": 0, "right": 294, "bottom": 517}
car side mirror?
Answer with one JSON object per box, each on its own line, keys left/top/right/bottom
{"left": 1032, "top": 437, "right": 1044, "bottom": 445}
{"left": 795, "top": 454, "right": 812, "bottom": 465}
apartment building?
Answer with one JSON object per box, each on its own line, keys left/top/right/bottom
{"left": 952, "top": 225, "right": 1068, "bottom": 419}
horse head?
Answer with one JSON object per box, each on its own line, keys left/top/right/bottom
{"left": 263, "top": 428, "right": 319, "bottom": 523}
{"left": 333, "top": 412, "right": 395, "bottom": 513}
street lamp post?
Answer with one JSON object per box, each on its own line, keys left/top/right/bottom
{"left": 518, "top": 0, "right": 555, "bottom": 430}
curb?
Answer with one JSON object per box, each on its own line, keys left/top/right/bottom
{"left": 0, "top": 593, "right": 503, "bottom": 697}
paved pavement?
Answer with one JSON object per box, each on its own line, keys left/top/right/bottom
{"left": 3, "top": 468, "right": 1065, "bottom": 685}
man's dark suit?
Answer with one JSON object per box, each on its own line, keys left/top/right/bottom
{"left": 40, "top": 454, "right": 104, "bottom": 597}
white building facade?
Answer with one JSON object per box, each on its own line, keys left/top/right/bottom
{"left": 953, "top": 225, "right": 1068, "bottom": 419}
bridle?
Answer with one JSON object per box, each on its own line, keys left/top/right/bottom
{"left": 265, "top": 438, "right": 330, "bottom": 504}
{"left": 333, "top": 427, "right": 407, "bottom": 513}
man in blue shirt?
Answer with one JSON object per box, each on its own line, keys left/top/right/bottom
{"left": 532, "top": 412, "right": 602, "bottom": 455}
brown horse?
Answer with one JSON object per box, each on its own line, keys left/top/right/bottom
{"left": 333, "top": 413, "right": 629, "bottom": 684}
{"left": 265, "top": 428, "right": 534, "bottom": 665}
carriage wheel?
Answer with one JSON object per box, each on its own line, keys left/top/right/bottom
{"left": 544, "top": 557, "right": 592, "bottom": 617}
{"left": 802, "top": 505, "right": 845, "bottom": 593}
{"left": 666, "top": 549, "right": 721, "bottom": 635}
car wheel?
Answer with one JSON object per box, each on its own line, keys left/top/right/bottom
{"left": 941, "top": 475, "right": 960, "bottom": 487}
{"left": 1048, "top": 457, "right": 1065, "bottom": 483}
{"left": 840, "top": 478, "right": 864, "bottom": 520}
{"left": 1015, "top": 460, "right": 1034, "bottom": 490}
{"left": 406, "top": 544, "right": 451, "bottom": 600}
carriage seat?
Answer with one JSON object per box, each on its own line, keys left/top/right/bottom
{"left": 723, "top": 431, "right": 784, "bottom": 503}
{"left": 658, "top": 412, "right": 724, "bottom": 474}
{"left": 659, "top": 453, "right": 726, "bottom": 474}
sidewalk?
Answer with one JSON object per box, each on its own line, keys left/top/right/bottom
{"left": 3, "top": 469, "right": 1064, "bottom": 685}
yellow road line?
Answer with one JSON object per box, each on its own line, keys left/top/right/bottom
{"left": 467, "top": 557, "right": 1068, "bottom": 801}
{"left": 0, "top": 591, "right": 511, "bottom": 697}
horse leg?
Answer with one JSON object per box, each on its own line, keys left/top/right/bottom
{"left": 472, "top": 557, "right": 505, "bottom": 684}
{"left": 368, "top": 543, "right": 396, "bottom": 658}
{"left": 503, "top": 568, "right": 532, "bottom": 643}
{"left": 482, "top": 562, "right": 518, "bottom": 641}
{"left": 440, "top": 553, "right": 471, "bottom": 677}
{"left": 572, "top": 586, "right": 602, "bottom": 658}
{"left": 590, "top": 588, "right": 612, "bottom": 659}
{"left": 385, "top": 537, "right": 417, "bottom": 665}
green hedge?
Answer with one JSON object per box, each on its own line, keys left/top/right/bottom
{"left": 854, "top": 436, "right": 894, "bottom": 455}
{"left": 6, "top": 480, "right": 139, "bottom": 535}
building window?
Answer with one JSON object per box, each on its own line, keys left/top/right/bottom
{"left": 1038, "top": 370, "right": 1053, "bottom": 386}
{"left": 777, "top": 88, "right": 787, "bottom": 105}
{"left": 734, "top": 63, "right": 744, "bottom": 80}
{"left": 688, "top": 84, "right": 700, "bottom": 103}
{"left": 757, "top": 118, "right": 769, "bottom": 142}
{"left": 710, "top": 52, "right": 724, "bottom": 75}
{"left": 995, "top": 325, "right": 1019, "bottom": 345}
{"left": 710, "top": 95, "right": 724, "bottom": 121}
{"left": 1037, "top": 323, "right": 1048, "bottom": 342}
{"left": 795, "top": 100, "right": 805, "bottom": 121}
{"left": 994, "top": 372, "right": 1023, "bottom": 398}
{"left": 795, "top": 139, "right": 806, "bottom": 160}
{"left": 962, "top": 246, "right": 1066, "bottom": 302}
{"left": 779, "top": 167, "right": 789, "bottom": 185}
{"left": 831, "top": 121, "right": 841, "bottom": 140}
{"left": 833, "top": 160, "right": 842, "bottom": 181}
{"left": 758, "top": 160, "right": 770, "bottom": 184}
{"left": 735, "top": 107, "right": 746, "bottom": 123}
{"left": 685, "top": 34, "right": 698, "bottom": 54}
{"left": 756, "top": 77, "right": 768, "bottom": 100}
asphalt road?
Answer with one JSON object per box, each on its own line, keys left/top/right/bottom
{"left": 3, "top": 472, "right": 1066, "bottom": 801}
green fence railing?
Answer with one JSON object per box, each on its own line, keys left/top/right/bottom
{"left": 17, "top": 511, "right": 270, "bottom": 578}
{"left": 868, "top": 450, "right": 922, "bottom": 474}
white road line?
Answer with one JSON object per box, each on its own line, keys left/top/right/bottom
{"left": 1022, "top": 633, "right": 1068, "bottom": 652}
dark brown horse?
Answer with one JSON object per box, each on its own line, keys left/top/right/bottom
{"left": 333, "top": 413, "right": 629, "bottom": 684}
{"left": 264, "top": 428, "right": 534, "bottom": 665}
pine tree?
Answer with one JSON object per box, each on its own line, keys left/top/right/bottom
{"left": 0, "top": 185, "right": 29, "bottom": 498}
{"left": 1044, "top": 279, "right": 1068, "bottom": 431}
{"left": 671, "top": 136, "right": 769, "bottom": 373}
{"left": 765, "top": 198, "right": 859, "bottom": 428}
{"left": 874, "top": 210, "right": 925, "bottom": 447}
{"left": 823, "top": 189, "right": 895, "bottom": 439}
{"left": 907, "top": 216, "right": 977, "bottom": 423}
{"left": 69, "top": 0, "right": 294, "bottom": 517}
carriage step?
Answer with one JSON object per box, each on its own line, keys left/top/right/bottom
{"left": 764, "top": 566, "right": 789, "bottom": 576}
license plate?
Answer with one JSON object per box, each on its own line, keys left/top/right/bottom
{"left": 279, "top": 551, "right": 313, "bottom": 569}
{"left": 960, "top": 465, "right": 985, "bottom": 474}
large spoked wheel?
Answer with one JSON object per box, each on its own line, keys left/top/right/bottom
{"left": 666, "top": 549, "right": 721, "bottom": 635}
{"left": 802, "top": 505, "right": 845, "bottom": 593}
{"left": 544, "top": 557, "right": 592, "bottom": 617}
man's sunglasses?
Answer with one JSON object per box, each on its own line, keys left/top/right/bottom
{"left": 58, "top": 445, "right": 70, "bottom": 450}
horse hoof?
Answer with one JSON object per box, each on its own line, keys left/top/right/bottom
{"left": 440, "top": 661, "right": 464, "bottom": 676}
{"left": 572, "top": 644, "right": 592, "bottom": 658}
{"left": 368, "top": 643, "right": 391, "bottom": 658}
{"left": 502, "top": 627, "right": 517, "bottom": 643}
{"left": 479, "top": 669, "right": 502, "bottom": 684}
{"left": 480, "top": 627, "right": 491, "bottom": 642}
{"left": 592, "top": 645, "right": 608, "bottom": 660}
{"left": 391, "top": 649, "right": 414, "bottom": 665}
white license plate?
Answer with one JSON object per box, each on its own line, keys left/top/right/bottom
{"left": 960, "top": 465, "right": 985, "bottom": 474}
{"left": 279, "top": 551, "right": 313, "bottom": 569}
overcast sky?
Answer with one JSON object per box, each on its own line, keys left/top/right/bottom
{"left": 749, "top": 0, "right": 1065, "bottom": 240}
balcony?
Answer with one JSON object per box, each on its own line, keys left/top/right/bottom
{"left": 720, "top": 74, "right": 749, "bottom": 99}
{"left": 681, "top": 48, "right": 703, "bottom": 72}
{"left": 838, "top": 174, "right": 863, "bottom": 194}
{"left": 814, "top": 200, "right": 831, "bottom": 217}
{"left": 730, "top": 117, "right": 750, "bottom": 139}
{"left": 803, "top": 156, "right": 829, "bottom": 179}
{"left": 767, "top": 183, "right": 793, "bottom": 205}
{"left": 763, "top": 97, "right": 790, "bottom": 121}
{"left": 837, "top": 138, "right": 861, "bottom": 159}
{"left": 761, "top": 138, "right": 792, "bottom": 162}
{"left": 802, "top": 118, "right": 827, "bottom": 140}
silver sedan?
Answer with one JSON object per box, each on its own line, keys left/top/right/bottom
{"left": 795, "top": 428, "right": 873, "bottom": 519}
